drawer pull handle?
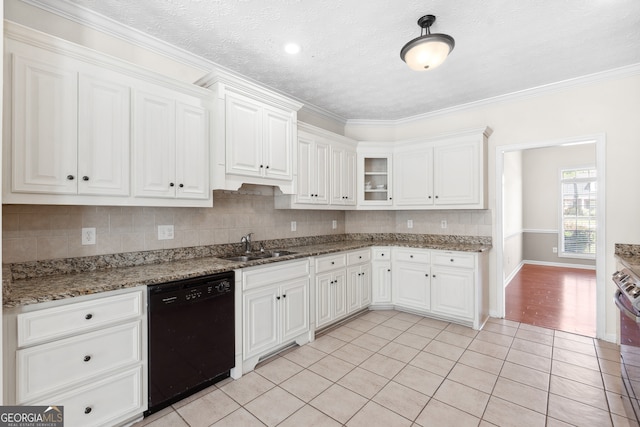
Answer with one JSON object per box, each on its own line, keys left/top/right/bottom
{"left": 84, "top": 407, "right": 92, "bottom": 414}
{"left": 84, "top": 355, "right": 91, "bottom": 362}
{"left": 85, "top": 314, "right": 93, "bottom": 320}
{"left": 67, "top": 175, "right": 75, "bottom": 180}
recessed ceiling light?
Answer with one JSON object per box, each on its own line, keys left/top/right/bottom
{"left": 284, "top": 43, "right": 301, "bottom": 55}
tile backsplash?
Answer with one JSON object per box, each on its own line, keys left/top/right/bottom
{"left": 2, "top": 185, "right": 492, "bottom": 263}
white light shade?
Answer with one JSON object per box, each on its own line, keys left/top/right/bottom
{"left": 401, "top": 34, "right": 455, "bottom": 71}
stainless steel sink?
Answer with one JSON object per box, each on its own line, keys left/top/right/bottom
{"left": 222, "top": 250, "right": 295, "bottom": 262}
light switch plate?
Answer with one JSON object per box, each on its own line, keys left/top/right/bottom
{"left": 291, "top": 221, "right": 297, "bottom": 232}
{"left": 158, "top": 225, "right": 174, "bottom": 240}
{"left": 440, "top": 220, "right": 448, "bottom": 229}
{"left": 81, "top": 227, "right": 96, "bottom": 245}
{"left": 407, "top": 219, "right": 413, "bottom": 229}
{"left": 332, "top": 220, "right": 337, "bottom": 229}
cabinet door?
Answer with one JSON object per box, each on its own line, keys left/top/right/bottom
{"left": 263, "top": 107, "right": 293, "bottom": 180}
{"left": 431, "top": 266, "right": 474, "bottom": 320}
{"left": 346, "top": 265, "right": 361, "bottom": 314}
{"left": 78, "top": 74, "right": 130, "bottom": 196}
{"left": 243, "top": 287, "right": 279, "bottom": 359}
{"left": 226, "top": 94, "right": 262, "bottom": 177}
{"left": 393, "top": 261, "right": 430, "bottom": 310}
{"left": 394, "top": 149, "right": 433, "bottom": 206}
{"left": 372, "top": 262, "right": 392, "bottom": 304}
{"left": 133, "top": 90, "right": 176, "bottom": 198}
{"left": 360, "top": 264, "right": 372, "bottom": 307}
{"left": 333, "top": 270, "right": 347, "bottom": 320}
{"left": 280, "top": 277, "right": 309, "bottom": 342}
{"left": 315, "top": 272, "right": 333, "bottom": 329}
{"left": 12, "top": 55, "right": 78, "bottom": 194}
{"left": 433, "top": 141, "right": 480, "bottom": 205}
{"left": 176, "top": 102, "right": 209, "bottom": 199}
{"left": 343, "top": 149, "right": 357, "bottom": 205}
{"left": 330, "top": 148, "right": 345, "bottom": 205}
{"left": 314, "top": 141, "right": 330, "bottom": 204}
{"left": 360, "top": 154, "right": 393, "bottom": 206}
{"left": 295, "top": 135, "right": 314, "bottom": 204}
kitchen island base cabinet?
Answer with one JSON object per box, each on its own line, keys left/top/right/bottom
{"left": 240, "top": 260, "right": 311, "bottom": 374}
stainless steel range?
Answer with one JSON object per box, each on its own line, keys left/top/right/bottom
{"left": 613, "top": 268, "right": 640, "bottom": 423}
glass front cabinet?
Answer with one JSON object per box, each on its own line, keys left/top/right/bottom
{"left": 357, "top": 143, "right": 393, "bottom": 207}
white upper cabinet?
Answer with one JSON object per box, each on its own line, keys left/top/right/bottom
{"left": 225, "top": 93, "right": 294, "bottom": 180}
{"left": 357, "top": 145, "right": 393, "bottom": 207}
{"left": 133, "top": 88, "right": 209, "bottom": 200}
{"left": 331, "top": 144, "right": 357, "bottom": 206}
{"left": 10, "top": 53, "right": 79, "bottom": 195}
{"left": 274, "top": 123, "right": 357, "bottom": 210}
{"left": 295, "top": 132, "right": 330, "bottom": 205}
{"left": 390, "top": 127, "right": 490, "bottom": 210}
{"left": 200, "top": 73, "right": 302, "bottom": 192}
{"left": 3, "top": 26, "right": 213, "bottom": 206}
{"left": 78, "top": 74, "right": 130, "bottom": 196}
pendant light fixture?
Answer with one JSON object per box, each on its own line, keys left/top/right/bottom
{"left": 400, "top": 14, "right": 455, "bottom": 71}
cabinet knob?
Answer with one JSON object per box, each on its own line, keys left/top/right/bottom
{"left": 381, "top": 253, "right": 384, "bottom": 257}
{"left": 389, "top": 197, "right": 392, "bottom": 200}
{"left": 169, "top": 182, "right": 175, "bottom": 187}
{"left": 84, "top": 407, "right": 92, "bottom": 414}
{"left": 266, "top": 165, "right": 270, "bottom": 169}
{"left": 85, "top": 313, "right": 93, "bottom": 320}
{"left": 283, "top": 294, "right": 287, "bottom": 298}
{"left": 433, "top": 274, "right": 436, "bottom": 278}
{"left": 179, "top": 183, "right": 184, "bottom": 188}
{"left": 82, "top": 176, "right": 89, "bottom": 181}
{"left": 387, "top": 269, "right": 391, "bottom": 272}
{"left": 428, "top": 195, "right": 432, "bottom": 199}
{"left": 276, "top": 295, "right": 281, "bottom": 300}
{"left": 435, "top": 195, "right": 439, "bottom": 199}
{"left": 260, "top": 165, "right": 264, "bottom": 168}
{"left": 67, "top": 175, "right": 75, "bottom": 180}
{"left": 331, "top": 261, "right": 335, "bottom": 265}
{"left": 83, "top": 355, "right": 91, "bottom": 362}
{"left": 410, "top": 255, "right": 414, "bottom": 258}
{"left": 450, "top": 259, "right": 454, "bottom": 262}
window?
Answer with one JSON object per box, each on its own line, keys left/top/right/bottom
{"left": 560, "top": 167, "right": 597, "bottom": 258}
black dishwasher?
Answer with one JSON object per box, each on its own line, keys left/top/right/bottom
{"left": 145, "top": 271, "right": 235, "bottom": 416}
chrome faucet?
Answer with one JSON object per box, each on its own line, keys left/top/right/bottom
{"left": 240, "top": 232, "right": 253, "bottom": 253}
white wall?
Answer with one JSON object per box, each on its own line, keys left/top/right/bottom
{"left": 346, "top": 73, "right": 640, "bottom": 340}
{"left": 503, "top": 150, "right": 523, "bottom": 280}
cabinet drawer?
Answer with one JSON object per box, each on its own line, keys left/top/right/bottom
{"left": 347, "top": 250, "right": 371, "bottom": 265}
{"left": 17, "top": 290, "right": 143, "bottom": 347}
{"left": 315, "top": 253, "right": 347, "bottom": 273}
{"left": 243, "top": 259, "right": 309, "bottom": 291}
{"left": 372, "top": 247, "right": 391, "bottom": 261}
{"left": 393, "top": 248, "right": 430, "bottom": 264}
{"left": 30, "top": 366, "right": 144, "bottom": 427}
{"left": 432, "top": 252, "right": 475, "bottom": 269}
{"left": 17, "top": 321, "right": 141, "bottom": 403}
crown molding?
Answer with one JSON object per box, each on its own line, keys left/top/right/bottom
{"left": 16, "top": 0, "right": 640, "bottom": 128}
{"left": 347, "top": 62, "right": 640, "bottom": 127}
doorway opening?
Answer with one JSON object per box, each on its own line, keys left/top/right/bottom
{"left": 495, "top": 135, "right": 606, "bottom": 339}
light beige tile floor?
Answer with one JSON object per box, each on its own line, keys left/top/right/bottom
{"left": 134, "top": 310, "right": 638, "bottom": 427}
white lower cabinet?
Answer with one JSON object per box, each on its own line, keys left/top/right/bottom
{"left": 371, "top": 247, "right": 392, "bottom": 307}
{"left": 392, "top": 248, "right": 431, "bottom": 311}
{"left": 346, "top": 249, "right": 372, "bottom": 314}
{"left": 387, "top": 247, "right": 488, "bottom": 329}
{"left": 3, "top": 287, "right": 147, "bottom": 427}
{"left": 314, "top": 253, "right": 347, "bottom": 329}
{"left": 241, "top": 260, "right": 310, "bottom": 372}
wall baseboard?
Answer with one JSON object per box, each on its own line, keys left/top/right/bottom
{"left": 523, "top": 260, "right": 596, "bottom": 270}
{"left": 504, "top": 261, "right": 525, "bottom": 287}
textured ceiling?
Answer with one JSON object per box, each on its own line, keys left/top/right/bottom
{"left": 62, "top": 0, "right": 640, "bottom": 121}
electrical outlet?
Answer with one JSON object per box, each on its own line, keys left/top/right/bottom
{"left": 291, "top": 221, "right": 297, "bottom": 232}
{"left": 407, "top": 219, "right": 413, "bottom": 229}
{"left": 440, "top": 220, "right": 448, "bottom": 229}
{"left": 158, "top": 225, "right": 174, "bottom": 240}
{"left": 332, "top": 220, "right": 337, "bottom": 229}
{"left": 81, "top": 227, "right": 96, "bottom": 245}
{"left": 552, "top": 247, "right": 558, "bottom": 253}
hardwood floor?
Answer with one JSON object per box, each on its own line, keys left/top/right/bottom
{"left": 505, "top": 264, "right": 596, "bottom": 337}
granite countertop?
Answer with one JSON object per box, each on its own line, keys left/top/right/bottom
{"left": 3, "top": 236, "right": 491, "bottom": 309}
{"left": 615, "top": 244, "right": 640, "bottom": 277}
